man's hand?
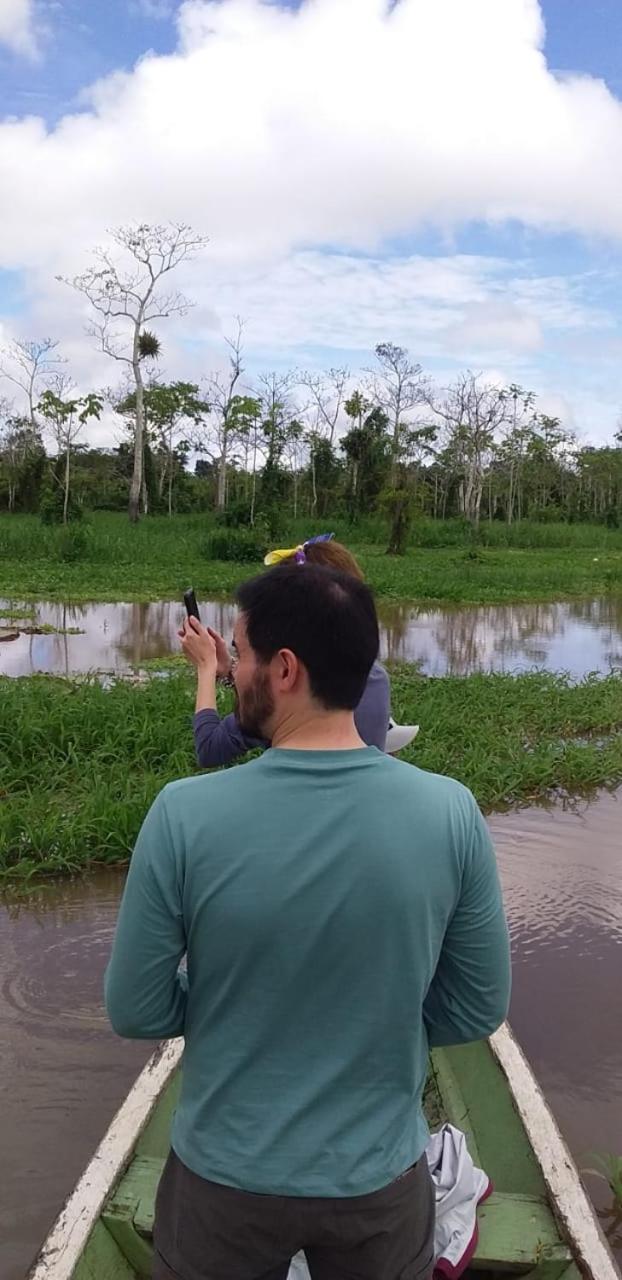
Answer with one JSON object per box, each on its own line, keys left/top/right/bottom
{"left": 179, "top": 617, "right": 218, "bottom": 673}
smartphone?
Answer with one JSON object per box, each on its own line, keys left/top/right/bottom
{"left": 183, "top": 588, "right": 200, "bottom": 622}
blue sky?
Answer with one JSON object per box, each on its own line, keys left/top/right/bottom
{"left": 1, "top": 0, "right": 622, "bottom": 447}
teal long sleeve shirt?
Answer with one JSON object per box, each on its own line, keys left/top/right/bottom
{"left": 105, "top": 748, "right": 510, "bottom": 1197}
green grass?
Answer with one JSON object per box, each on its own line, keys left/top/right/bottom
{"left": 1, "top": 512, "right": 622, "bottom": 605}
{"left": 2, "top": 666, "right": 621, "bottom": 883}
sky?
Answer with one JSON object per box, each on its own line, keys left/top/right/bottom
{"left": 1, "top": 0, "right": 622, "bottom": 449}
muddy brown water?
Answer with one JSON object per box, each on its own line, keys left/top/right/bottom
{"left": 2, "top": 595, "right": 622, "bottom": 678}
{"left": 1, "top": 792, "right": 621, "bottom": 1278}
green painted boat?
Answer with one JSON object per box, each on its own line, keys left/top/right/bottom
{"left": 28, "top": 1025, "right": 620, "bottom": 1280}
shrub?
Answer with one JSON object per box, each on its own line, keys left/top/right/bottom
{"left": 201, "top": 527, "right": 269, "bottom": 563}
{"left": 57, "top": 523, "right": 91, "bottom": 563}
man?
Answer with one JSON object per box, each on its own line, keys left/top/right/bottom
{"left": 106, "top": 564, "right": 511, "bottom": 1280}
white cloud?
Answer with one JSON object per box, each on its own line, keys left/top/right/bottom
{"left": 0, "top": 0, "right": 38, "bottom": 56}
{"left": 1, "top": 0, "right": 622, "bottom": 443}
{"left": 2, "top": 0, "right": 622, "bottom": 271}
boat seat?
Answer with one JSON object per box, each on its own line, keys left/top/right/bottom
{"left": 102, "top": 1156, "right": 574, "bottom": 1279}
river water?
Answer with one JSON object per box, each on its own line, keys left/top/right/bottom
{"left": 1, "top": 792, "right": 621, "bottom": 1278}
{"left": 2, "top": 594, "right": 622, "bottom": 678}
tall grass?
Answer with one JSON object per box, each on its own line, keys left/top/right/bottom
{"left": 1, "top": 667, "right": 621, "bottom": 882}
{"left": 1, "top": 512, "right": 622, "bottom": 605}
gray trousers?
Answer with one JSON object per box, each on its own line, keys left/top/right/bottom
{"left": 153, "top": 1148, "right": 435, "bottom": 1280}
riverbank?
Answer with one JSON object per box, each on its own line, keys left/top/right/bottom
{"left": 2, "top": 666, "right": 622, "bottom": 882}
{"left": 2, "top": 512, "right": 622, "bottom": 605}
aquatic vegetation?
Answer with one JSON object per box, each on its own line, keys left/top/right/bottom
{"left": 584, "top": 1153, "right": 622, "bottom": 1210}
{"left": 1, "top": 667, "right": 621, "bottom": 882}
{"left": 1, "top": 512, "right": 622, "bottom": 604}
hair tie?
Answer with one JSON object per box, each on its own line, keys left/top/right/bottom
{"left": 263, "top": 533, "right": 335, "bottom": 568}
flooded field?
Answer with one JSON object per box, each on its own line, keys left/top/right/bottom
{"left": 2, "top": 594, "right": 622, "bottom": 678}
{"left": 1, "top": 790, "right": 621, "bottom": 1278}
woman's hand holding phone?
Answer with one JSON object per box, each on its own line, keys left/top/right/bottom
{"left": 179, "top": 617, "right": 218, "bottom": 674}
{"left": 179, "top": 619, "right": 232, "bottom": 679}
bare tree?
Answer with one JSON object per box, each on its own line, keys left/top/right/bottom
{"left": 60, "top": 222, "right": 208, "bottom": 522}
{"left": 297, "top": 367, "right": 349, "bottom": 448}
{"left": 366, "top": 343, "right": 428, "bottom": 486}
{"left": 37, "top": 374, "right": 103, "bottom": 523}
{"left": 427, "top": 372, "right": 509, "bottom": 526}
{"left": 205, "top": 319, "right": 245, "bottom": 510}
{"left": 0, "top": 338, "right": 63, "bottom": 429}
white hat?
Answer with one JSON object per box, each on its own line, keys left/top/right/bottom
{"left": 386, "top": 718, "right": 419, "bottom": 755}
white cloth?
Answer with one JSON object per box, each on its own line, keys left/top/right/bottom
{"left": 286, "top": 1125, "right": 490, "bottom": 1280}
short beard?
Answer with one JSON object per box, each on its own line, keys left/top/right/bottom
{"left": 235, "top": 667, "right": 275, "bottom": 741}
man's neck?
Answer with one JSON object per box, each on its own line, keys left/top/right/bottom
{"left": 270, "top": 709, "right": 365, "bottom": 752}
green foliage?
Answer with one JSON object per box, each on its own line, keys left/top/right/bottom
{"left": 2, "top": 666, "right": 621, "bottom": 882}
{"left": 382, "top": 484, "right": 413, "bottom": 555}
{"left": 202, "top": 525, "right": 269, "bottom": 564}
{"left": 1, "top": 512, "right": 622, "bottom": 603}
{"left": 389, "top": 667, "right": 622, "bottom": 811}
{"left": 583, "top": 1153, "right": 622, "bottom": 1209}
{"left": 56, "top": 522, "right": 91, "bottom": 563}
{"left": 215, "top": 499, "right": 254, "bottom": 528}
{"left": 39, "top": 466, "right": 85, "bottom": 525}
{"left": 138, "top": 330, "right": 161, "bottom": 360}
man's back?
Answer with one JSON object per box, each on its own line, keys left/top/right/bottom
{"left": 106, "top": 746, "right": 510, "bottom": 1198}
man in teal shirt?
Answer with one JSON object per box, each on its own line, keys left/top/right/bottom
{"left": 106, "top": 563, "right": 510, "bottom": 1280}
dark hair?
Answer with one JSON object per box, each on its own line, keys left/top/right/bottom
{"left": 236, "top": 563, "right": 379, "bottom": 711}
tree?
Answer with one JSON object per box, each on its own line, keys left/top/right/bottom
{"left": 116, "top": 381, "right": 208, "bottom": 516}
{"left": 498, "top": 384, "right": 537, "bottom": 523}
{"left": 256, "top": 372, "right": 295, "bottom": 525}
{"left": 306, "top": 433, "right": 341, "bottom": 517}
{"left": 205, "top": 321, "right": 245, "bottom": 511}
{"left": 37, "top": 380, "right": 104, "bottom": 523}
{"left": 341, "top": 403, "right": 390, "bottom": 520}
{"left": 367, "top": 343, "right": 428, "bottom": 485}
{"left": 61, "top": 222, "right": 207, "bottom": 523}
{"left": 298, "top": 367, "right": 348, "bottom": 448}
{"left": 229, "top": 395, "right": 263, "bottom": 523}
{"left": 427, "top": 373, "right": 509, "bottom": 527}
{"left": 0, "top": 404, "right": 46, "bottom": 511}
{"left": 281, "top": 417, "right": 306, "bottom": 517}
{"left": 0, "top": 338, "right": 64, "bottom": 430}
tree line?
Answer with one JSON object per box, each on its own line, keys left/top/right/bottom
{"left": 1, "top": 223, "right": 621, "bottom": 551}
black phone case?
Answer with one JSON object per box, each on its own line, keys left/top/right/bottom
{"left": 183, "top": 589, "right": 200, "bottom": 621}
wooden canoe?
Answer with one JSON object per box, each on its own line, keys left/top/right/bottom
{"left": 28, "top": 1024, "right": 620, "bottom": 1280}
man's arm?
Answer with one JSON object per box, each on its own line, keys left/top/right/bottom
{"left": 105, "top": 791, "right": 187, "bottom": 1039}
{"left": 423, "top": 798, "right": 511, "bottom": 1047}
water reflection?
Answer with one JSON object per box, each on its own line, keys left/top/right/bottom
{"left": 1, "top": 595, "right": 622, "bottom": 678}
{"left": 381, "top": 596, "right": 622, "bottom": 675}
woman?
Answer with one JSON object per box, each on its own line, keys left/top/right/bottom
{"left": 180, "top": 534, "right": 391, "bottom": 766}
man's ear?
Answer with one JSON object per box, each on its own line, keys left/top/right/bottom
{"left": 275, "top": 647, "right": 301, "bottom": 692}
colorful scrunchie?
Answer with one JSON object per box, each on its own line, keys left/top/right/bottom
{"left": 264, "top": 532, "right": 335, "bottom": 567}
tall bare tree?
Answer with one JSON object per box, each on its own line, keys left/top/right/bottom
{"left": 0, "top": 338, "right": 63, "bottom": 429}
{"left": 427, "top": 372, "right": 509, "bottom": 526}
{"left": 206, "top": 320, "right": 245, "bottom": 511}
{"left": 60, "top": 223, "right": 207, "bottom": 522}
{"left": 297, "top": 367, "right": 349, "bottom": 448}
{"left": 366, "top": 343, "right": 428, "bottom": 486}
